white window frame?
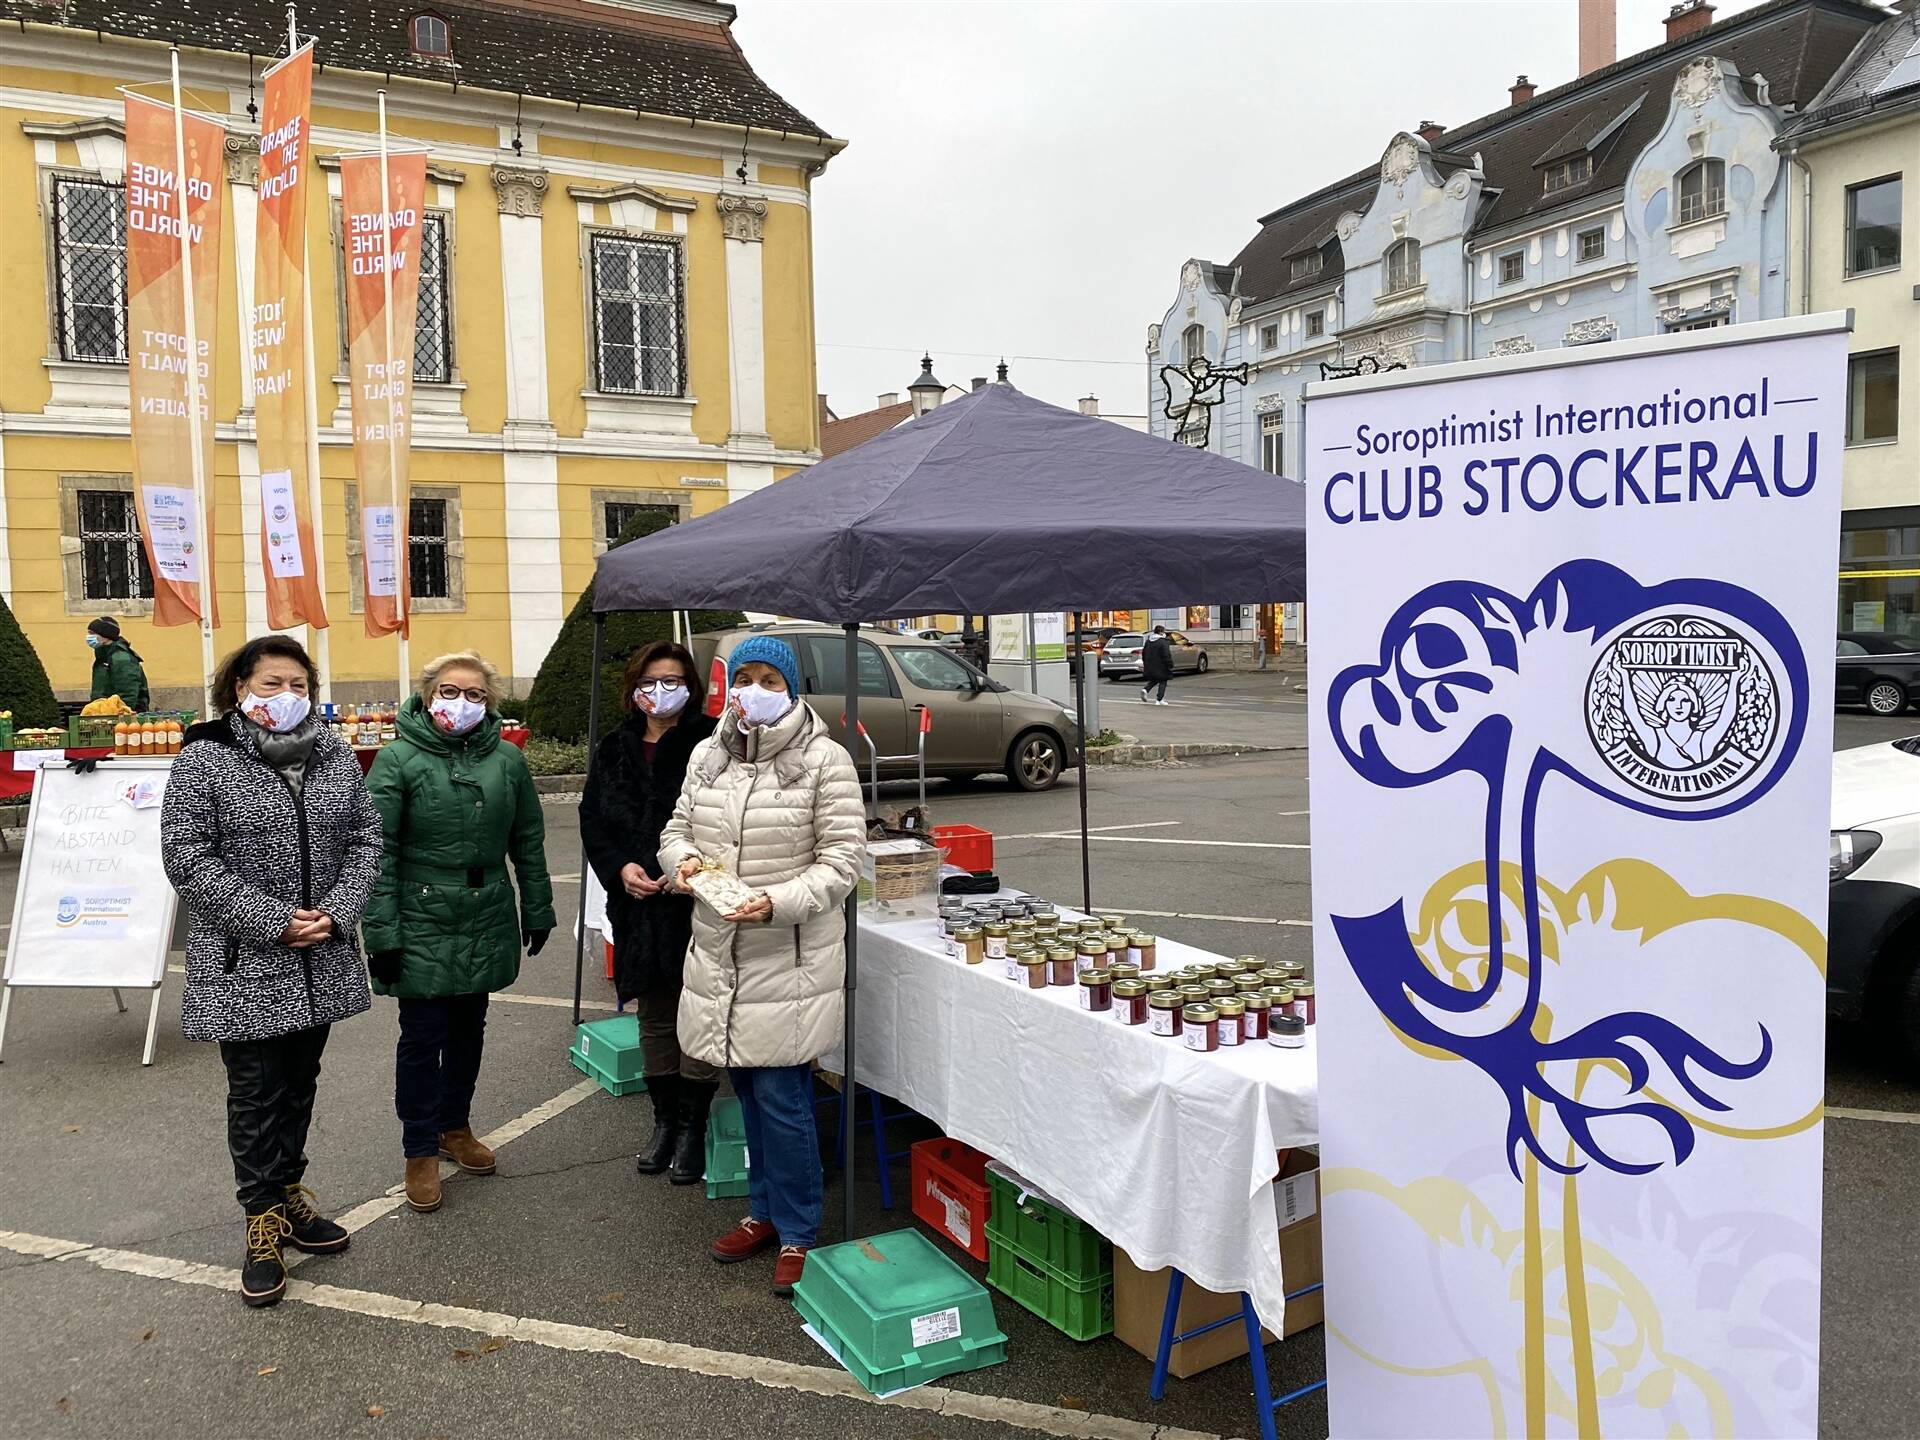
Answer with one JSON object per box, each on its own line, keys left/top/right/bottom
{"left": 1181, "top": 323, "right": 1205, "bottom": 364}
{"left": 1542, "top": 155, "right": 1594, "bottom": 194}
{"left": 588, "top": 230, "right": 686, "bottom": 398}
{"left": 48, "top": 172, "right": 129, "bottom": 365}
{"left": 1498, "top": 250, "right": 1524, "bottom": 286}
{"left": 410, "top": 13, "right": 451, "bottom": 57}
{"left": 1259, "top": 411, "right": 1285, "bottom": 476}
{"left": 1260, "top": 323, "right": 1278, "bottom": 351}
{"left": 1845, "top": 174, "right": 1902, "bottom": 278}
{"left": 1305, "top": 309, "right": 1325, "bottom": 339}
{"left": 1290, "top": 252, "right": 1323, "bottom": 283}
{"left": 1577, "top": 227, "right": 1606, "bottom": 263}
{"left": 1385, "top": 239, "right": 1421, "bottom": 295}
{"left": 1675, "top": 159, "right": 1726, "bottom": 226}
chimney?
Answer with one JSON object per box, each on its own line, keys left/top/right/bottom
{"left": 1579, "top": 0, "right": 1616, "bottom": 75}
{"left": 1665, "top": 0, "right": 1714, "bottom": 43}
{"left": 876, "top": 392, "right": 898, "bottom": 408}
{"left": 995, "top": 359, "right": 1010, "bottom": 383}
{"left": 1510, "top": 74, "right": 1536, "bottom": 106}
{"left": 1078, "top": 395, "right": 1100, "bottom": 416}
{"left": 1416, "top": 120, "right": 1445, "bottom": 144}
{"left": 971, "top": 376, "right": 988, "bottom": 391}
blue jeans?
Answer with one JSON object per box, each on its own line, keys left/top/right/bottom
{"left": 729, "top": 1064, "right": 823, "bottom": 1249}
{"left": 395, "top": 994, "right": 489, "bottom": 1158}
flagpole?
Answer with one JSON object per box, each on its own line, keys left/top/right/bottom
{"left": 376, "top": 90, "right": 409, "bottom": 705}
{"left": 171, "top": 47, "right": 219, "bottom": 718}
{"left": 287, "top": 6, "right": 331, "bottom": 704}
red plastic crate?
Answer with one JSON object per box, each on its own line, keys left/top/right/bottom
{"left": 911, "top": 1138, "right": 992, "bottom": 1262}
{"left": 932, "top": 824, "right": 994, "bottom": 874}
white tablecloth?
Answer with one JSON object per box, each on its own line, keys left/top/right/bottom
{"left": 823, "top": 906, "right": 1319, "bottom": 1334}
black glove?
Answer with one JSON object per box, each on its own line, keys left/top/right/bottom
{"left": 368, "top": 950, "right": 405, "bottom": 986}
{"left": 65, "top": 757, "right": 101, "bottom": 775}
{"left": 523, "top": 928, "right": 551, "bottom": 956}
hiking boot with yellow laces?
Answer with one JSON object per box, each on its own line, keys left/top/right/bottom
{"left": 241, "top": 1205, "right": 292, "bottom": 1308}
{"left": 283, "top": 1184, "right": 350, "bottom": 1254}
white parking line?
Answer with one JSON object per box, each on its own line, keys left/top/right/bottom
{"left": 162, "top": 965, "right": 621, "bottom": 1016}
{"left": 1027, "top": 835, "right": 1308, "bottom": 851}
{"left": 1828, "top": 1105, "right": 1920, "bottom": 1125}
{"left": 1123, "top": 908, "right": 1312, "bottom": 929}
{"left": 996, "top": 822, "right": 1183, "bottom": 840}
{"left": 0, "top": 1228, "right": 1218, "bottom": 1440}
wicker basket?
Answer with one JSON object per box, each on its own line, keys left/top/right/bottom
{"left": 865, "top": 838, "right": 946, "bottom": 907}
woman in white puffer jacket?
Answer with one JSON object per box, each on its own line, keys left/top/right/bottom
{"left": 659, "top": 634, "right": 865, "bottom": 1298}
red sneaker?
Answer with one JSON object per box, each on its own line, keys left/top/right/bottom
{"left": 711, "top": 1216, "right": 778, "bottom": 1264}
{"left": 773, "top": 1245, "right": 809, "bottom": 1297}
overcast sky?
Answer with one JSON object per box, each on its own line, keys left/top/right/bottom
{"left": 733, "top": 0, "right": 1778, "bottom": 421}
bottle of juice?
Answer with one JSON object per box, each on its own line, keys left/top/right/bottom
{"left": 167, "top": 719, "right": 182, "bottom": 754}
{"left": 381, "top": 705, "right": 397, "bottom": 745}
{"left": 113, "top": 721, "right": 129, "bottom": 755}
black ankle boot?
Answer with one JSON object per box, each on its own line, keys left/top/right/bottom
{"left": 636, "top": 1073, "right": 680, "bottom": 1175}
{"left": 670, "top": 1080, "right": 718, "bottom": 1186}
{"left": 240, "top": 1204, "right": 291, "bottom": 1308}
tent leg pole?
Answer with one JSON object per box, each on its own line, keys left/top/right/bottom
{"left": 1074, "top": 610, "right": 1092, "bottom": 915}
{"left": 842, "top": 621, "right": 860, "bottom": 1242}
{"left": 573, "top": 613, "right": 605, "bottom": 1027}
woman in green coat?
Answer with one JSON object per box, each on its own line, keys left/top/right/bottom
{"left": 363, "top": 650, "right": 555, "bottom": 1214}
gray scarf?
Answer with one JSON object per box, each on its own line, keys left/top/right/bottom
{"left": 242, "top": 715, "right": 320, "bottom": 796}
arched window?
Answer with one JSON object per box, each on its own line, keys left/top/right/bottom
{"left": 1384, "top": 238, "right": 1422, "bottom": 294}
{"left": 1675, "top": 159, "right": 1725, "bottom": 225}
{"left": 1182, "top": 323, "right": 1205, "bottom": 363}
{"left": 410, "top": 12, "right": 452, "bottom": 57}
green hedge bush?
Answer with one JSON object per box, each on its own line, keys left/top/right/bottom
{"left": 0, "top": 590, "right": 61, "bottom": 727}
{"left": 524, "top": 511, "right": 744, "bottom": 743}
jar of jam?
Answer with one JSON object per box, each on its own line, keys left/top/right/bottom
{"left": 1143, "top": 974, "right": 1176, "bottom": 994}
{"left": 1185, "top": 962, "right": 1219, "bottom": 982}
{"left": 1018, "top": 953, "right": 1050, "bottom": 989}
{"left": 1257, "top": 968, "right": 1291, "bottom": 988}
{"left": 998, "top": 902, "right": 1027, "bottom": 922}
{"left": 1032, "top": 913, "right": 1059, "bottom": 933}
{"left": 1275, "top": 962, "right": 1307, "bottom": 984}
{"left": 1270, "top": 1013, "right": 1307, "bottom": 1049}
{"left": 1182, "top": 1004, "right": 1219, "bottom": 1052}
{"left": 956, "top": 927, "right": 984, "bottom": 965}
{"left": 1215, "top": 996, "right": 1245, "bottom": 1047}
{"left": 1263, "top": 984, "right": 1295, "bottom": 1011}
{"left": 1106, "top": 962, "right": 1140, "bottom": 983}
{"left": 1028, "top": 900, "right": 1056, "bottom": 917}
{"left": 1004, "top": 944, "right": 1033, "bottom": 981}
{"left": 1148, "top": 990, "right": 1185, "bottom": 1037}
{"left": 1205, "top": 978, "right": 1240, "bottom": 1003}
{"left": 983, "top": 923, "right": 1010, "bottom": 961}
{"left": 1240, "top": 992, "right": 1272, "bottom": 1042}
{"left": 1076, "top": 934, "right": 1107, "bottom": 973}
{"left": 1113, "top": 978, "right": 1149, "bottom": 1026}
{"left": 1127, "top": 932, "right": 1158, "bottom": 971}
{"left": 1215, "top": 959, "right": 1247, "bottom": 980}
{"left": 1077, "top": 969, "right": 1113, "bottom": 1012}
{"left": 1098, "top": 912, "right": 1128, "bottom": 932}
{"left": 1048, "top": 948, "right": 1079, "bottom": 987}
{"left": 1293, "top": 982, "right": 1317, "bottom": 1025}
{"left": 1177, "top": 982, "right": 1212, "bottom": 1006}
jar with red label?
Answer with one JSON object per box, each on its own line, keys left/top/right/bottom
{"left": 1048, "top": 948, "right": 1079, "bottom": 987}
{"left": 1018, "top": 954, "right": 1049, "bottom": 989}
{"left": 1182, "top": 1004, "right": 1219, "bottom": 1053}
{"left": 1215, "top": 996, "right": 1245, "bottom": 1048}
{"left": 1077, "top": 969, "right": 1113, "bottom": 1012}
{"left": 1293, "top": 981, "right": 1316, "bottom": 1025}
{"left": 1148, "top": 991, "right": 1184, "bottom": 1037}
{"left": 1263, "top": 984, "right": 1295, "bottom": 1013}
{"left": 1240, "top": 992, "right": 1272, "bottom": 1042}
{"left": 1113, "top": 978, "right": 1149, "bottom": 1026}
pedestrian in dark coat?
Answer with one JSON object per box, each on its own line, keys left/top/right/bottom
{"left": 86, "top": 615, "right": 149, "bottom": 710}
{"left": 579, "top": 640, "right": 718, "bottom": 1183}
{"left": 160, "top": 635, "right": 381, "bottom": 1310}
{"left": 362, "top": 650, "right": 554, "bottom": 1215}
{"left": 1141, "top": 625, "right": 1176, "bottom": 705}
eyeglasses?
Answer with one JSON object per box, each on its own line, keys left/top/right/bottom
{"left": 634, "top": 679, "right": 687, "bottom": 694}
{"left": 435, "top": 684, "right": 489, "bottom": 703}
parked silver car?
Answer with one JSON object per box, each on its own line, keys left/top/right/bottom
{"left": 692, "top": 624, "right": 1081, "bottom": 791}
{"left": 1098, "top": 631, "right": 1211, "bottom": 679}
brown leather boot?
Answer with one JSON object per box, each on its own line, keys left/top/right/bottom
{"left": 438, "top": 1127, "right": 496, "bottom": 1176}
{"left": 405, "top": 1156, "right": 443, "bottom": 1213}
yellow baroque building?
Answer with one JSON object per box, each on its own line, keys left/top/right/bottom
{"left": 0, "top": 0, "right": 842, "bottom": 704}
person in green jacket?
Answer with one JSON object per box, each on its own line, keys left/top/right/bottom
{"left": 87, "top": 616, "right": 149, "bottom": 710}
{"left": 363, "top": 650, "right": 555, "bottom": 1215}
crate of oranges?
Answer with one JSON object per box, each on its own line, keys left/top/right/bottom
{"left": 112, "top": 713, "right": 190, "bottom": 757}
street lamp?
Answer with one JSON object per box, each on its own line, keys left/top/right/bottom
{"left": 908, "top": 353, "right": 946, "bottom": 418}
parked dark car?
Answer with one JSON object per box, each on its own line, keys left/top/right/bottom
{"left": 1837, "top": 631, "right": 1920, "bottom": 715}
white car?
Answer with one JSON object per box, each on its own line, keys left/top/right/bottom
{"left": 1829, "top": 736, "right": 1920, "bottom": 1063}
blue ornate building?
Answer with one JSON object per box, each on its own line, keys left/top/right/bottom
{"left": 1149, "top": 0, "right": 1885, "bottom": 510}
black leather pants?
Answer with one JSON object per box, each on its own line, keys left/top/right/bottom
{"left": 218, "top": 1024, "right": 331, "bottom": 1211}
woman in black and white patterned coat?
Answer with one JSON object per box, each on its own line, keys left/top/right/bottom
{"left": 160, "top": 635, "right": 382, "bottom": 1310}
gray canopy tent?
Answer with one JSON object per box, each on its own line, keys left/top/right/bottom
{"left": 576, "top": 381, "right": 1308, "bottom": 1237}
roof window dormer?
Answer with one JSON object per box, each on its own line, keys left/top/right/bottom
{"left": 410, "top": 12, "right": 452, "bottom": 60}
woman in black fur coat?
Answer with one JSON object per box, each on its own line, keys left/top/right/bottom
{"left": 579, "top": 640, "right": 718, "bottom": 1183}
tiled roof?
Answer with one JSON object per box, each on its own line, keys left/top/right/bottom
{"left": 1226, "top": 0, "right": 1883, "bottom": 305}
{"left": 1788, "top": 9, "right": 1920, "bottom": 133}
{"left": 820, "top": 400, "right": 913, "bottom": 459}
{"left": 1, "top": 0, "right": 834, "bottom": 140}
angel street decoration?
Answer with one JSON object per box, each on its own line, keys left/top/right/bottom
{"left": 1158, "top": 354, "right": 1249, "bottom": 448}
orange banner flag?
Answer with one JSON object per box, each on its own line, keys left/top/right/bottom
{"left": 252, "top": 45, "right": 327, "bottom": 630}
{"left": 124, "top": 92, "right": 224, "bottom": 629}
{"left": 340, "top": 150, "right": 426, "bottom": 639}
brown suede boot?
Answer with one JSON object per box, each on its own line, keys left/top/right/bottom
{"left": 405, "top": 1156, "right": 443, "bottom": 1213}
{"left": 438, "top": 1127, "right": 497, "bottom": 1175}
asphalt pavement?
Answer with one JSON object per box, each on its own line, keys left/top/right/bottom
{"left": 1, "top": 696, "right": 1917, "bottom": 1439}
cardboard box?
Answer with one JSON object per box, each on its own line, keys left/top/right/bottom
{"left": 1112, "top": 1150, "right": 1323, "bottom": 1379}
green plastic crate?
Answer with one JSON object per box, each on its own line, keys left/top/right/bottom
{"left": 985, "top": 1236, "right": 1114, "bottom": 1341}
{"left": 568, "top": 1015, "right": 646, "bottom": 1097}
{"left": 705, "top": 1094, "right": 749, "bottom": 1199}
{"left": 983, "top": 1162, "right": 1110, "bottom": 1284}
{"left": 791, "top": 1228, "right": 1008, "bottom": 1395}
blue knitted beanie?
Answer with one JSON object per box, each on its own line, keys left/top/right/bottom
{"left": 728, "top": 635, "right": 802, "bottom": 696}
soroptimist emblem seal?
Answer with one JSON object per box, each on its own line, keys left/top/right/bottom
{"left": 1585, "top": 614, "right": 1778, "bottom": 799}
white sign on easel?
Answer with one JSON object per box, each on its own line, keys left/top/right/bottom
{"left": 1, "top": 759, "right": 177, "bottom": 1066}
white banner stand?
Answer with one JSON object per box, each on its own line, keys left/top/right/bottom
{"left": 0, "top": 759, "right": 176, "bottom": 1067}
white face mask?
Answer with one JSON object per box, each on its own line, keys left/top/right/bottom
{"left": 731, "top": 682, "right": 794, "bottom": 728}
{"left": 635, "top": 681, "right": 688, "bottom": 719}
{"left": 243, "top": 689, "right": 311, "bottom": 734}
{"left": 429, "top": 695, "right": 488, "bottom": 735}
